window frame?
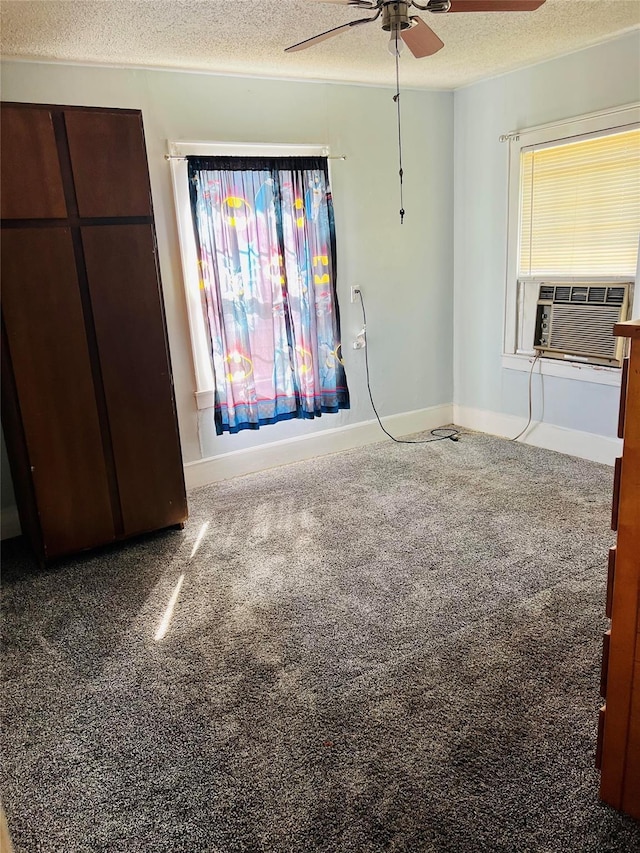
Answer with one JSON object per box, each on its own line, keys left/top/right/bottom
{"left": 502, "top": 104, "right": 640, "bottom": 386}
{"left": 168, "top": 140, "right": 331, "bottom": 410}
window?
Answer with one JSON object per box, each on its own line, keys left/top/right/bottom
{"left": 170, "top": 144, "right": 349, "bottom": 434}
{"left": 519, "top": 129, "right": 640, "bottom": 278}
{"left": 503, "top": 105, "right": 640, "bottom": 382}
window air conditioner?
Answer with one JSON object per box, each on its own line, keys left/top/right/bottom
{"left": 534, "top": 283, "right": 632, "bottom": 368}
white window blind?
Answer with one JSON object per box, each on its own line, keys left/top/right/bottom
{"left": 518, "top": 127, "right": 640, "bottom": 277}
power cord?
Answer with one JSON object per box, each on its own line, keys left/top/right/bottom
{"left": 356, "top": 290, "right": 461, "bottom": 445}
{"left": 510, "top": 352, "right": 541, "bottom": 442}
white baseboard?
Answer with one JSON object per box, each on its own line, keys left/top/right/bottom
{"left": 184, "top": 403, "right": 454, "bottom": 490}
{"left": 0, "top": 506, "right": 21, "bottom": 541}
{"left": 2, "top": 403, "right": 615, "bottom": 531}
{"left": 453, "top": 404, "right": 622, "bottom": 466}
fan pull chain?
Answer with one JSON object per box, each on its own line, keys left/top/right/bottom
{"left": 393, "top": 30, "right": 405, "bottom": 225}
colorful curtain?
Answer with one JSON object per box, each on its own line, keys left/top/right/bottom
{"left": 188, "top": 156, "right": 349, "bottom": 435}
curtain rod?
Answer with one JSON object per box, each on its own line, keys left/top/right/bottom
{"left": 499, "top": 102, "right": 640, "bottom": 143}
{"left": 164, "top": 154, "right": 346, "bottom": 161}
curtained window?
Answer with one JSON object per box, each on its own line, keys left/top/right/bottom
{"left": 188, "top": 156, "right": 349, "bottom": 435}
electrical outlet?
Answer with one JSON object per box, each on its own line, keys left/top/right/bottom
{"left": 350, "top": 286, "right": 361, "bottom": 304}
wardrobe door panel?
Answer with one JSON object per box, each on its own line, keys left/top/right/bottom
{"left": 82, "top": 224, "right": 186, "bottom": 536}
{"left": 64, "top": 110, "right": 151, "bottom": 217}
{"left": 1, "top": 331, "right": 44, "bottom": 557}
{"left": 1, "top": 229, "right": 115, "bottom": 556}
{"left": 0, "top": 106, "right": 67, "bottom": 220}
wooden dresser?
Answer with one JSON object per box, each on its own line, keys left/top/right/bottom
{"left": 597, "top": 319, "right": 640, "bottom": 819}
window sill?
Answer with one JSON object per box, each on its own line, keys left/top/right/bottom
{"left": 501, "top": 353, "right": 622, "bottom": 387}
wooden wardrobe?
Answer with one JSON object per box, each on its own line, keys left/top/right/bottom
{"left": 1, "top": 102, "right": 187, "bottom": 562}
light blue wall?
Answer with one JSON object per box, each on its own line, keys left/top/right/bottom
{"left": 453, "top": 30, "right": 640, "bottom": 437}
{"left": 3, "top": 32, "right": 637, "bottom": 516}
{"left": 0, "top": 62, "right": 454, "bottom": 470}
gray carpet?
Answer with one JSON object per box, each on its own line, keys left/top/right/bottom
{"left": 1, "top": 430, "right": 639, "bottom": 852}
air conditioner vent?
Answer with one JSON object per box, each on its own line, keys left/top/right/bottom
{"left": 539, "top": 285, "right": 554, "bottom": 301}
{"left": 588, "top": 287, "right": 606, "bottom": 303}
{"left": 555, "top": 286, "right": 571, "bottom": 302}
{"left": 548, "top": 305, "right": 620, "bottom": 360}
{"left": 607, "top": 287, "right": 626, "bottom": 305}
{"left": 571, "top": 286, "right": 588, "bottom": 302}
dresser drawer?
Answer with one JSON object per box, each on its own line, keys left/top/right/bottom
{"left": 618, "top": 357, "right": 629, "bottom": 439}
{"left": 596, "top": 705, "right": 606, "bottom": 770}
{"left": 606, "top": 547, "right": 616, "bottom": 618}
{"left": 601, "top": 629, "right": 611, "bottom": 698}
{"left": 611, "top": 456, "right": 622, "bottom": 531}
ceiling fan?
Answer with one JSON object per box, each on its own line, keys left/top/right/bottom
{"left": 285, "top": 1, "right": 547, "bottom": 59}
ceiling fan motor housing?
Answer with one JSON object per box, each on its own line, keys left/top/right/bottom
{"left": 382, "top": 2, "right": 412, "bottom": 32}
{"left": 424, "top": 0, "right": 452, "bottom": 12}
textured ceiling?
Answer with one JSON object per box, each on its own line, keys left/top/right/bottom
{"left": 1, "top": 0, "right": 639, "bottom": 90}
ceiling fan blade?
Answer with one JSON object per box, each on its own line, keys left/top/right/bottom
{"left": 401, "top": 17, "right": 444, "bottom": 58}
{"left": 448, "top": 1, "right": 545, "bottom": 11}
{"left": 285, "top": 16, "right": 376, "bottom": 52}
